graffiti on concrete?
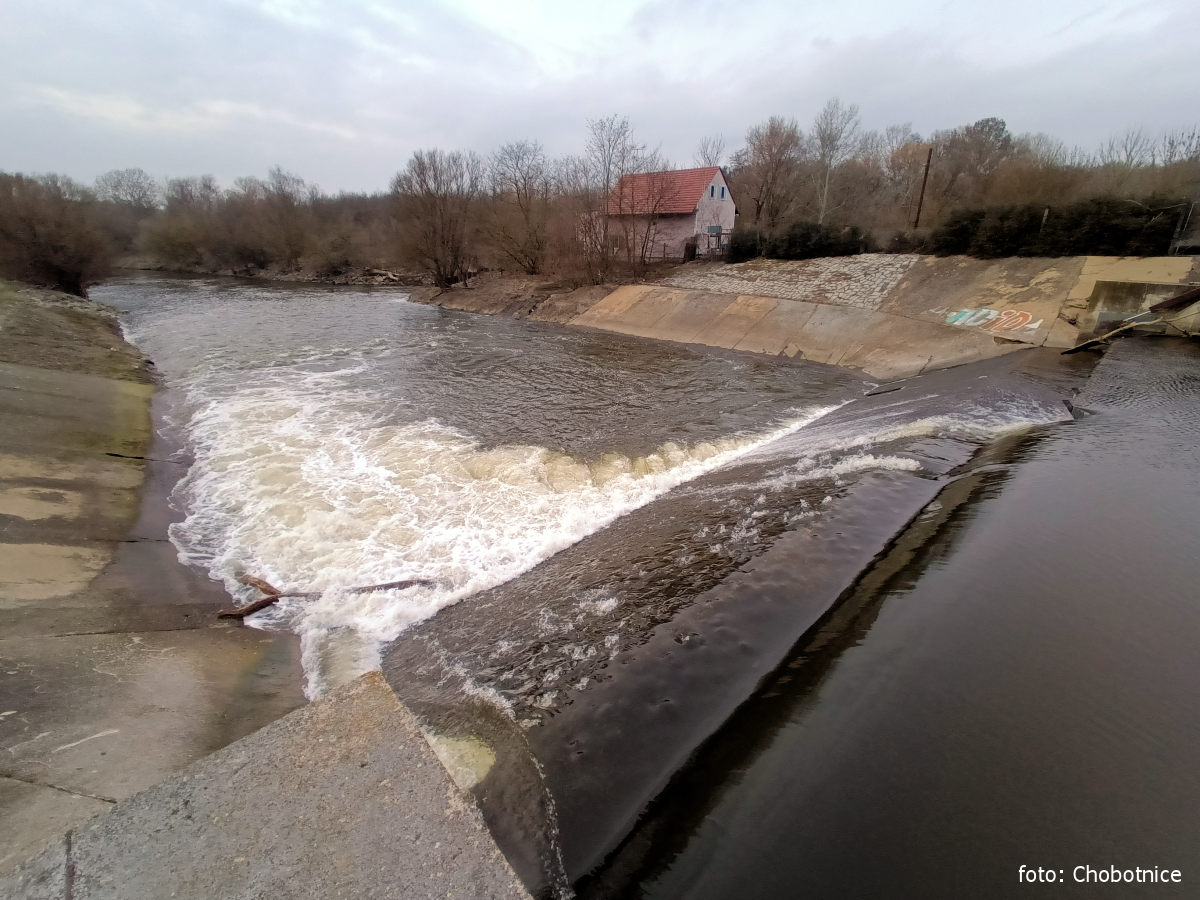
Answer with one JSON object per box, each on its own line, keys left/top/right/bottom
{"left": 930, "top": 307, "right": 1044, "bottom": 334}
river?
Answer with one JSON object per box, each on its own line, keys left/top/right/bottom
{"left": 95, "top": 274, "right": 858, "bottom": 697}
{"left": 93, "top": 275, "right": 1198, "bottom": 898}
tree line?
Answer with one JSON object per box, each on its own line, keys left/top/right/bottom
{"left": 2, "top": 103, "right": 1198, "bottom": 296}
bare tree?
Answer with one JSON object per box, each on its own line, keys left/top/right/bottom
{"left": 926, "top": 117, "right": 1015, "bottom": 216}
{"left": 694, "top": 134, "right": 726, "bottom": 168}
{"left": 489, "top": 140, "right": 551, "bottom": 274}
{"left": 164, "top": 175, "right": 221, "bottom": 211}
{"left": 1156, "top": 127, "right": 1200, "bottom": 166}
{"left": 391, "top": 149, "right": 484, "bottom": 288}
{"left": 563, "top": 115, "right": 662, "bottom": 282}
{"left": 730, "top": 116, "right": 805, "bottom": 235}
{"left": 611, "top": 166, "right": 680, "bottom": 274}
{"left": 0, "top": 173, "right": 112, "bottom": 295}
{"left": 810, "top": 98, "right": 861, "bottom": 224}
{"left": 94, "top": 168, "right": 160, "bottom": 209}
{"left": 1098, "top": 127, "right": 1154, "bottom": 167}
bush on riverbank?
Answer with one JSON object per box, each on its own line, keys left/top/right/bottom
{"left": 0, "top": 173, "right": 114, "bottom": 296}
{"left": 727, "top": 222, "right": 877, "bottom": 263}
{"left": 929, "top": 196, "right": 1186, "bottom": 258}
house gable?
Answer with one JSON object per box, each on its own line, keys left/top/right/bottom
{"left": 602, "top": 167, "right": 738, "bottom": 258}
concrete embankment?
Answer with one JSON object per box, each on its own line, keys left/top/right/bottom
{"left": 415, "top": 255, "right": 1199, "bottom": 380}
{"left": 0, "top": 280, "right": 529, "bottom": 898}
{"left": 2, "top": 673, "right": 529, "bottom": 900}
{"left": 571, "top": 254, "right": 1198, "bottom": 379}
{"left": 0, "top": 281, "right": 307, "bottom": 875}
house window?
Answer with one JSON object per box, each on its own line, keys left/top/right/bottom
{"left": 710, "top": 185, "right": 715, "bottom": 198}
{"left": 720, "top": 186, "right": 726, "bottom": 199}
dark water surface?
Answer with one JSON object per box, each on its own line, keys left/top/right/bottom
{"left": 582, "top": 338, "right": 1200, "bottom": 899}
{"left": 91, "top": 275, "right": 1195, "bottom": 900}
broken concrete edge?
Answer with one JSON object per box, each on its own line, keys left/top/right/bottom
{"left": 0, "top": 673, "right": 531, "bottom": 900}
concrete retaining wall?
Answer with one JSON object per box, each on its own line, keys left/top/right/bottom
{"left": 569, "top": 255, "right": 1199, "bottom": 379}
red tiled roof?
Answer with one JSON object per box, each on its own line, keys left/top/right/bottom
{"left": 605, "top": 166, "right": 724, "bottom": 216}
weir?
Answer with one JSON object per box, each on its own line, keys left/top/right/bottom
{"left": 3, "top": 263, "right": 1193, "bottom": 898}
{"left": 381, "top": 347, "right": 1097, "bottom": 894}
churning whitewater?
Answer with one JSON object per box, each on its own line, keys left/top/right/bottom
{"left": 98, "top": 276, "right": 866, "bottom": 696}
{"left": 96, "top": 276, "right": 1070, "bottom": 699}
{"left": 174, "top": 383, "right": 838, "bottom": 696}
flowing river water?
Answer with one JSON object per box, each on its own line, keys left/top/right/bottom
{"left": 94, "top": 275, "right": 1200, "bottom": 897}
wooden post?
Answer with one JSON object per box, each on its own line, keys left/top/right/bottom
{"left": 913, "top": 146, "right": 933, "bottom": 229}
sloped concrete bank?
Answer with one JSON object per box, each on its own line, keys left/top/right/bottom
{"left": 574, "top": 254, "right": 1199, "bottom": 379}
{"left": 0, "top": 282, "right": 528, "bottom": 899}
{"left": 414, "top": 255, "right": 1199, "bottom": 380}
{"left": 0, "top": 282, "right": 307, "bottom": 879}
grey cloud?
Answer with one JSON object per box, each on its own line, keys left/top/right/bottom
{"left": 0, "top": 0, "right": 1197, "bottom": 192}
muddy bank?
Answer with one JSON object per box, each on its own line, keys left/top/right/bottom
{"left": 118, "top": 255, "right": 643, "bottom": 326}
{"left": 116, "top": 254, "right": 432, "bottom": 288}
{"left": 0, "top": 280, "right": 305, "bottom": 875}
{"left": 406, "top": 273, "right": 622, "bottom": 325}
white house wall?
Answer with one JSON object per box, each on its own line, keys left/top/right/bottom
{"left": 647, "top": 216, "right": 700, "bottom": 258}
{"left": 694, "top": 170, "right": 737, "bottom": 244}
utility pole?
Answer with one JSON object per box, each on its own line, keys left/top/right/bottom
{"left": 913, "top": 146, "right": 933, "bottom": 230}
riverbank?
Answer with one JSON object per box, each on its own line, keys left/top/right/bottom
{"left": 406, "top": 255, "right": 1199, "bottom": 380}
{"left": 0, "top": 280, "right": 306, "bottom": 875}
{"left": 119, "top": 254, "right": 1200, "bottom": 381}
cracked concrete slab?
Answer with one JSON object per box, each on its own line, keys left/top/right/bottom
{"left": 1, "top": 674, "right": 530, "bottom": 900}
{"left": 0, "top": 777, "right": 111, "bottom": 875}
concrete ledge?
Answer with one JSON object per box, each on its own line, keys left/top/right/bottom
{"left": 0, "top": 673, "right": 530, "bottom": 900}
{"left": 568, "top": 256, "right": 1197, "bottom": 379}
{"left": 570, "top": 286, "right": 1024, "bottom": 380}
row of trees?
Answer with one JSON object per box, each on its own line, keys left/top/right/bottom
{"left": 3, "top": 105, "right": 1198, "bottom": 295}
{"left": 730, "top": 101, "right": 1200, "bottom": 246}
{"left": 136, "top": 115, "right": 671, "bottom": 288}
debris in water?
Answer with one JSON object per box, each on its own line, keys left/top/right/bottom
{"left": 217, "top": 573, "right": 436, "bottom": 620}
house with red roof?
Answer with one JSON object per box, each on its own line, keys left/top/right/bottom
{"left": 604, "top": 166, "right": 737, "bottom": 261}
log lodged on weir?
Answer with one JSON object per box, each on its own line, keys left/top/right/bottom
{"left": 218, "top": 574, "right": 436, "bottom": 619}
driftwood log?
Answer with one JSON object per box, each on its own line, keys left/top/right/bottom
{"left": 217, "top": 573, "right": 436, "bottom": 619}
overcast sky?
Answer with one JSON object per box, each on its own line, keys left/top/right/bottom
{"left": 2, "top": 0, "right": 1197, "bottom": 193}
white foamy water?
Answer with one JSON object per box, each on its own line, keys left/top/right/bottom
{"left": 169, "top": 360, "right": 839, "bottom": 696}
{"left": 99, "top": 276, "right": 1069, "bottom": 701}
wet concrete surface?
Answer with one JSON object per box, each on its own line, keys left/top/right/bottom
{"left": 1, "top": 674, "right": 530, "bottom": 900}
{"left": 0, "top": 286, "right": 305, "bottom": 876}
{"left": 581, "top": 337, "right": 1200, "bottom": 899}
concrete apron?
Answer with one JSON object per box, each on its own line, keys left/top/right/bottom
{"left": 0, "top": 673, "right": 530, "bottom": 900}
{"left": 569, "top": 256, "right": 1199, "bottom": 380}
{"left": 0, "top": 358, "right": 305, "bottom": 877}
{"left": 570, "top": 283, "right": 1040, "bottom": 380}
